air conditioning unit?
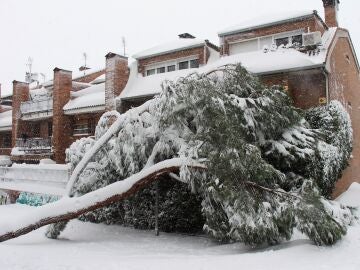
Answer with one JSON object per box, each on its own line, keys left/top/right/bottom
{"left": 302, "top": 31, "right": 322, "bottom": 47}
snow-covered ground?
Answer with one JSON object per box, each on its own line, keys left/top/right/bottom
{"left": 1, "top": 184, "right": 360, "bottom": 270}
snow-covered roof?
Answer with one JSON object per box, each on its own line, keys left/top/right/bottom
{"left": 0, "top": 92, "right": 12, "bottom": 99}
{"left": 90, "top": 74, "right": 105, "bottom": 84}
{"left": 63, "top": 83, "right": 105, "bottom": 114}
{"left": 72, "top": 67, "right": 104, "bottom": 81}
{"left": 120, "top": 47, "right": 220, "bottom": 100}
{"left": 218, "top": 10, "right": 316, "bottom": 36}
{"left": 133, "top": 38, "right": 206, "bottom": 60}
{"left": 119, "top": 28, "right": 337, "bottom": 100}
{"left": 0, "top": 109, "right": 12, "bottom": 130}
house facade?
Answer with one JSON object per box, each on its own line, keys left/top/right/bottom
{"left": 10, "top": 68, "right": 107, "bottom": 164}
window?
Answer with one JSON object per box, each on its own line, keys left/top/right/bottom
{"left": 291, "top": 35, "right": 303, "bottom": 46}
{"left": 190, "top": 59, "right": 199, "bottom": 68}
{"left": 146, "top": 69, "right": 156, "bottom": 76}
{"left": 73, "top": 124, "right": 91, "bottom": 136}
{"left": 3, "top": 134, "right": 11, "bottom": 148}
{"left": 275, "top": 37, "right": 289, "bottom": 47}
{"left": 145, "top": 57, "right": 200, "bottom": 76}
{"left": 167, "top": 65, "right": 176, "bottom": 72}
{"left": 178, "top": 61, "right": 189, "bottom": 70}
{"left": 157, "top": 67, "right": 165, "bottom": 74}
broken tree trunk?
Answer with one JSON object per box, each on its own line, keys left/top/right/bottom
{"left": 0, "top": 158, "right": 204, "bottom": 243}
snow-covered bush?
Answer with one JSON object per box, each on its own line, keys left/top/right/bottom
{"left": 56, "top": 64, "right": 354, "bottom": 247}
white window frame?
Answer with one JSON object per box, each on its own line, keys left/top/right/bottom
{"left": 228, "top": 29, "right": 305, "bottom": 53}
{"left": 144, "top": 55, "right": 200, "bottom": 76}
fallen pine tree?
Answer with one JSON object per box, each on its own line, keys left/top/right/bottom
{"left": 0, "top": 64, "right": 356, "bottom": 246}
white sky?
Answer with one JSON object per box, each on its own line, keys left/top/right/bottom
{"left": 0, "top": 0, "right": 359, "bottom": 96}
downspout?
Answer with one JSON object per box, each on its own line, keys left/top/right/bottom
{"left": 322, "top": 67, "right": 329, "bottom": 106}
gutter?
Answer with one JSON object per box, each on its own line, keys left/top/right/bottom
{"left": 120, "top": 94, "right": 156, "bottom": 101}
{"left": 322, "top": 67, "right": 330, "bottom": 106}
{"left": 255, "top": 63, "right": 325, "bottom": 76}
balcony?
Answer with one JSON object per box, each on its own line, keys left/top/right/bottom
{"left": 15, "top": 137, "right": 52, "bottom": 155}
{"left": 20, "top": 98, "right": 53, "bottom": 121}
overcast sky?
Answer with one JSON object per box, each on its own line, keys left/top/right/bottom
{"left": 0, "top": 0, "right": 359, "bottom": 96}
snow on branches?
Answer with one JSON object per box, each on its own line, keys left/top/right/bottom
{"left": 54, "top": 64, "right": 354, "bottom": 246}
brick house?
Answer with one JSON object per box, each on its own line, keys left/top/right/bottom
{"left": 10, "top": 67, "right": 109, "bottom": 164}
{"left": 2, "top": 0, "right": 359, "bottom": 197}
{"left": 217, "top": 0, "right": 360, "bottom": 196}
{"left": 117, "top": 0, "right": 359, "bottom": 196}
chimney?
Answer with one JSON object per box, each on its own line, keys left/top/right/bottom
{"left": 12, "top": 81, "right": 30, "bottom": 147}
{"left": 322, "top": 0, "right": 340, "bottom": 27}
{"left": 105, "top": 52, "right": 129, "bottom": 111}
{"left": 53, "top": 68, "right": 72, "bottom": 164}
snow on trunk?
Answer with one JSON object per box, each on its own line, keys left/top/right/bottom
{"left": 0, "top": 158, "right": 204, "bottom": 242}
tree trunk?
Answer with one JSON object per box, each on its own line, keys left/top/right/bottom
{"left": 0, "top": 158, "right": 203, "bottom": 243}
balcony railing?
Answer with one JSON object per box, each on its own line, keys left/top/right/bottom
{"left": 15, "top": 137, "right": 52, "bottom": 154}
{"left": 73, "top": 127, "right": 92, "bottom": 136}
{"left": 20, "top": 98, "right": 53, "bottom": 114}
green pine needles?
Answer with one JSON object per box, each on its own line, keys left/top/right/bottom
{"left": 61, "top": 64, "right": 354, "bottom": 247}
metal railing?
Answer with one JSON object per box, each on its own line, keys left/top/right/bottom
{"left": 73, "top": 127, "right": 92, "bottom": 135}
{"left": 16, "top": 137, "right": 52, "bottom": 154}
{"left": 20, "top": 98, "right": 53, "bottom": 114}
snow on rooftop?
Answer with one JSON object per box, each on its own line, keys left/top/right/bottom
{"left": 133, "top": 38, "right": 206, "bottom": 60}
{"left": 120, "top": 47, "right": 220, "bottom": 99}
{"left": 0, "top": 109, "right": 12, "bottom": 129}
{"left": 72, "top": 67, "right": 104, "bottom": 81}
{"left": 63, "top": 83, "right": 105, "bottom": 112}
{"left": 218, "top": 10, "right": 315, "bottom": 36}
{"left": 90, "top": 74, "right": 105, "bottom": 84}
{"left": 120, "top": 28, "right": 336, "bottom": 100}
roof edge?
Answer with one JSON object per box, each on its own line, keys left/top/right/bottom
{"left": 133, "top": 43, "right": 206, "bottom": 60}
{"left": 218, "top": 11, "right": 319, "bottom": 37}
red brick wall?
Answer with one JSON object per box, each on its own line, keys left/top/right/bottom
{"left": 261, "top": 69, "right": 326, "bottom": 109}
{"left": 220, "top": 15, "right": 327, "bottom": 55}
{"left": 327, "top": 33, "right": 360, "bottom": 197}
{"left": 11, "top": 81, "right": 30, "bottom": 147}
{"left": 52, "top": 68, "right": 72, "bottom": 164}
{"left": 105, "top": 53, "right": 129, "bottom": 111}
{"left": 324, "top": 5, "right": 338, "bottom": 27}
{"left": 73, "top": 69, "right": 105, "bottom": 83}
{"left": 137, "top": 46, "right": 206, "bottom": 75}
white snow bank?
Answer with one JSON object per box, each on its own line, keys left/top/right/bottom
{"left": 0, "top": 155, "right": 11, "bottom": 166}
{"left": 133, "top": 38, "right": 206, "bottom": 59}
{"left": 218, "top": 10, "right": 315, "bottom": 36}
{"left": 1, "top": 202, "right": 360, "bottom": 270}
{"left": 336, "top": 182, "right": 360, "bottom": 208}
